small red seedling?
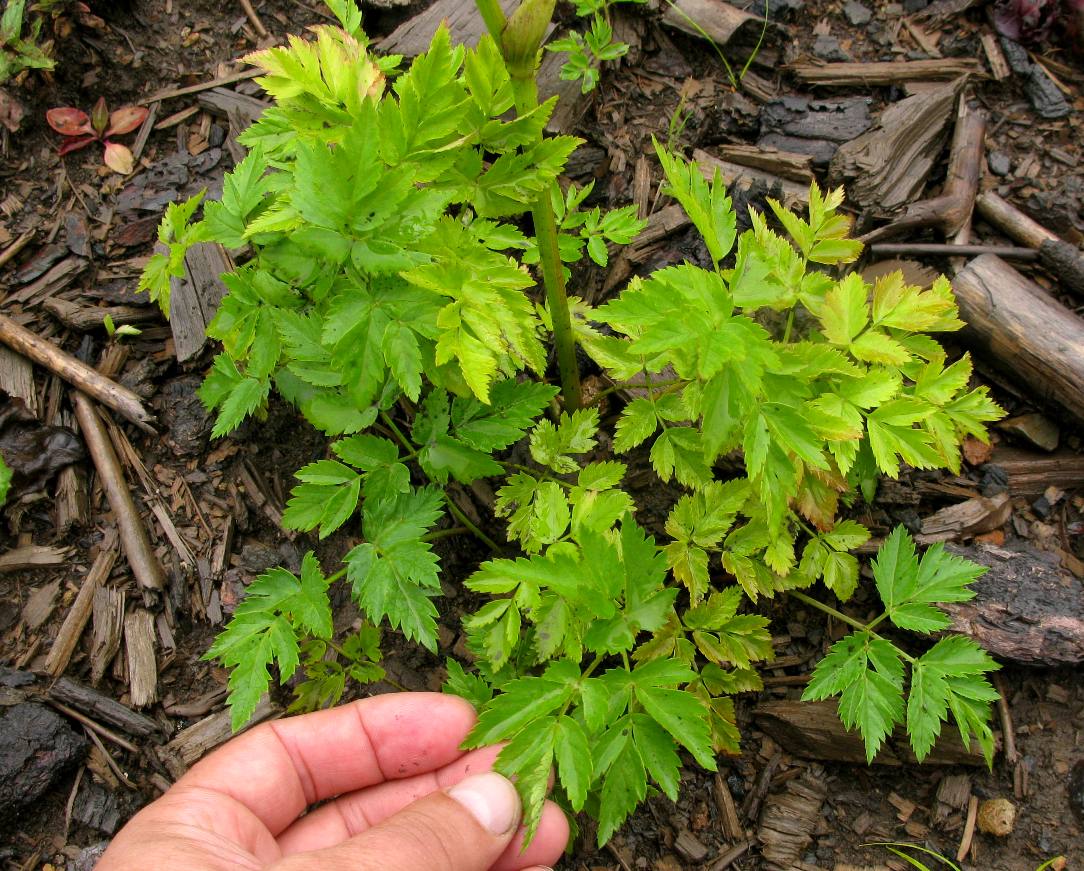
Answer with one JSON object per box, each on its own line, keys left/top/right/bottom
{"left": 46, "top": 97, "right": 148, "bottom": 175}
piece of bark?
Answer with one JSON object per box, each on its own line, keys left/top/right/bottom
{"left": 42, "top": 298, "right": 160, "bottom": 333}
{"left": 48, "top": 677, "right": 160, "bottom": 738}
{"left": 0, "top": 314, "right": 156, "bottom": 432}
{"left": 942, "top": 542, "right": 1084, "bottom": 664}
{"left": 757, "top": 766, "right": 826, "bottom": 871}
{"left": 4, "top": 256, "right": 87, "bottom": 307}
{"left": 123, "top": 608, "right": 158, "bottom": 708}
{"left": 987, "top": 446, "right": 1084, "bottom": 496}
{"left": 980, "top": 32, "right": 1011, "bottom": 80}
{"left": 975, "top": 192, "right": 1084, "bottom": 297}
{"left": 715, "top": 144, "right": 815, "bottom": 183}
{"left": 830, "top": 78, "right": 965, "bottom": 213}
{"left": 198, "top": 87, "right": 268, "bottom": 128}
{"left": 662, "top": 0, "right": 779, "bottom": 62}
{"left": 952, "top": 254, "right": 1084, "bottom": 422}
{"left": 936, "top": 773, "right": 972, "bottom": 820}
{"left": 0, "top": 345, "right": 40, "bottom": 417}
{"left": 158, "top": 695, "right": 275, "bottom": 778}
{"left": 692, "top": 149, "right": 809, "bottom": 210}
{"left": 0, "top": 545, "right": 71, "bottom": 573}
{"left": 755, "top": 699, "right": 988, "bottom": 765}
{"left": 378, "top": 0, "right": 526, "bottom": 56}
{"left": 788, "top": 58, "right": 983, "bottom": 86}
{"left": 72, "top": 393, "right": 167, "bottom": 603}
{"left": 166, "top": 242, "right": 233, "bottom": 363}
{"left": 90, "top": 587, "right": 125, "bottom": 686}
{"left": 759, "top": 95, "right": 873, "bottom": 146}
{"left": 998, "top": 413, "right": 1059, "bottom": 452}
{"left": 713, "top": 773, "right": 745, "bottom": 841}
{"left": 51, "top": 405, "right": 90, "bottom": 533}
{"left": 536, "top": 50, "right": 591, "bottom": 136}
{"left": 917, "top": 491, "right": 1012, "bottom": 542}
{"left": 44, "top": 533, "right": 120, "bottom": 677}
{"left": 22, "top": 579, "right": 61, "bottom": 632}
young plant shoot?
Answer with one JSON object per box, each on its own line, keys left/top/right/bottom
{"left": 140, "top": 0, "right": 1004, "bottom": 848}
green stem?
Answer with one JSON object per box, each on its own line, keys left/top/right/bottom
{"left": 474, "top": 0, "right": 508, "bottom": 41}
{"left": 423, "top": 525, "right": 472, "bottom": 543}
{"left": 782, "top": 308, "right": 795, "bottom": 344}
{"left": 442, "top": 492, "right": 502, "bottom": 553}
{"left": 788, "top": 590, "right": 914, "bottom": 663}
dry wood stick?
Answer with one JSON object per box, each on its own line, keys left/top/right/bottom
{"left": 49, "top": 700, "right": 139, "bottom": 754}
{"left": 861, "top": 99, "right": 986, "bottom": 244}
{"left": 992, "top": 673, "right": 1018, "bottom": 766}
{"left": 870, "top": 242, "right": 1037, "bottom": 259}
{"left": 976, "top": 191, "right": 1084, "bottom": 296}
{"left": 44, "top": 533, "right": 119, "bottom": 677}
{"left": 72, "top": 392, "right": 166, "bottom": 602}
{"left": 0, "top": 314, "right": 156, "bottom": 432}
{"left": 957, "top": 794, "right": 979, "bottom": 861}
{"left": 0, "top": 229, "right": 35, "bottom": 268}
{"left": 239, "top": 0, "right": 270, "bottom": 38}
{"left": 50, "top": 676, "right": 161, "bottom": 737}
{"left": 709, "top": 839, "right": 754, "bottom": 871}
{"left": 788, "top": 57, "right": 983, "bottom": 86}
{"left": 141, "top": 68, "right": 262, "bottom": 104}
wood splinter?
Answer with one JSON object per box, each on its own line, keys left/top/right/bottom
{"left": 72, "top": 392, "right": 166, "bottom": 604}
{"left": 861, "top": 98, "right": 986, "bottom": 244}
{"left": 0, "top": 313, "right": 156, "bottom": 432}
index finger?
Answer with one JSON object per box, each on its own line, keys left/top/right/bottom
{"left": 177, "top": 692, "right": 478, "bottom": 835}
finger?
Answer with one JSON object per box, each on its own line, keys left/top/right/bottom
{"left": 276, "top": 745, "right": 503, "bottom": 852}
{"left": 270, "top": 771, "right": 522, "bottom": 871}
{"left": 491, "top": 802, "right": 570, "bottom": 871}
{"left": 178, "top": 693, "right": 478, "bottom": 835}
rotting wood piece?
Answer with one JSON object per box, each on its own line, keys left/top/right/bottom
{"left": 692, "top": 149, "right": 809, "bottom": 210}
{"left": 123, "top": 608, "right": 158, "bottom": 708}
{"left": 755, "top": 699, "right": 987, "bottom": 765}
{"left": 988, "top": 447, "right": 1084, "bottom": 496}
{"left": 165, "top": 242, "right": 234, "bottom": 363}
{"left": 72, "top": 393, "right": 167, "bottom": 603}
{"left": 0, "top": 314, "right": 156, "bottom": 432}
{"left": 757, "top": 765, "right": 827, "bottom": 871}
{"left": 0, "top": 545, "right": 71, "bottom": 573}
{"left": 942, "top": 542, "right": 1084, "bottom": 664}
{"left": 49, "top": 677, "right": 161, "bottom": 738}
{"left": 715, "top": 144, "right": 815, "bottom": 183}
{"left": 917, "top": 491, "right": 1012, "bottom": 542}
{"left": 44, "top": 533, "right": 120, "bottom": 677}
{"left": 158, "top": 695, "right": 276, "bottom": 778}
{"left": 952, "top": 254, "right": 1084, "bottom": 423}
{"left": 860, "top": 98, "right": 986, "bottom": 243}
{"left": 43, "top": 298, "right": 160, "bottom": 333}
{"left": 976, "top": 191, "right": 1084, "bottom": 296}
{"left": 662, "top": 0, "right": 779, "bottom": 61}
{"left": 788, "top": 58, "right": 983, "bottom": 86}
{"left": 0, "top": 345, "right": 39, "bottom": 416}
{"left": 831, "top": 78, "right": 967, "bottom": 214}
{"left": 90, "top": 587, "right": 125, "bottom": 686}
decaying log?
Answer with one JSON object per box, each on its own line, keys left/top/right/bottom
{"left": 988, "top": 446, "right": 1084, "bottom": 496}
{"left": 49, "top": 677, "right": 161, "bottom": 738}
{"left": 123, "top": 608, "right": 158, "bottom": 708}
{"left": 692, "top": 149, "right": 809, "bottom": 210}
{"left": 757, "top": 765, "right": 826, "bottom": 871}
{"left": 942, "top": 542, "right": 1084, "bottom": 664}
{"left": 44, "top": 533, "right": 120, "bottom": 678}
{"left": 42, "top": 298, "right": 160, "bottom": 333}
{"left": 662, "top": 0, "right": 779, "bottom": 62}
{"left": 830, "top": 78, "right": 965, "bottom": 213}
{"left": 976, "top": 191, "right": 1084, "bottom": 296}
{"left": 0, "top": 314, "right": 156, "bottom": 432}
{"left": 165, "top": 242, "right": 233, "bottom": 363}
{"left": 952, "top": 254, "right": 1084, "bottom": 422}
{"left": 72, "top": 393, "right": 167, "bottom": 603}
{"left": 158, "top": 696, "right": 276, "bottom": 779}
{"left": 788, "top": 58, "right": 983, "bottom": 86}
{"left": 755, "top": 699, "right": 988, "bottom": 765}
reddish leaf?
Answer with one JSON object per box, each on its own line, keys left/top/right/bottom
{"left": 57, "top": 135, "right": 97, "bottom": 156}
{"left": 90, "top": 97, "right": 109, "bottom": 136}
{"left": 46, "top": 107, "right": 93, "bottom": 137}
{"left": 103, "top": 141, "right": 135, "bottom": 175}
{"left": 105, "top": 105, "right": 149, "bottom": 138}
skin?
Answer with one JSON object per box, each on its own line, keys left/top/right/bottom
{"left": 97, "top": 693, "right": 569, "bottom": 871}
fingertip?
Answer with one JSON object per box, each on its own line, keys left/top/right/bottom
{"left": 492, "top": 800, "right": 570, "bottom": 871}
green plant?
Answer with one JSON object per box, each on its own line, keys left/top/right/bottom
{"left": 0, "top": 455, "right": 11, "bottom": 506}
{"left": 546, "top": 0, "right": 646, "bottom": 94}
{"left": 46, "top": 97, "right": 149, "bottom": 174}
{"left": 0, "top": 0, "right": 53, "bottom": 83}
{"left": 660, "top": 0, "right": 770, "bottom": 91}
{"left": 103, "top": 313, "right": 141, "bottom": 339}
{"left": 140, "top": 0, "right": 1005, "bottom": 849}
{"left": 867, "top": 842, "right": 1065, "bottom": 871}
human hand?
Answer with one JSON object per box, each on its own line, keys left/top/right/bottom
{"left": 97, "top": 693, "right": 569, "bottom": 871}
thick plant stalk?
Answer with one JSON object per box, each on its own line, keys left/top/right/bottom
{"left": 474, "top": 0, "right": 583, "bottom": 409}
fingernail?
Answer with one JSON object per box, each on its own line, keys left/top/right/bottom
{"left": 447, "top": 772, "right": 520, "bottom": 835}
